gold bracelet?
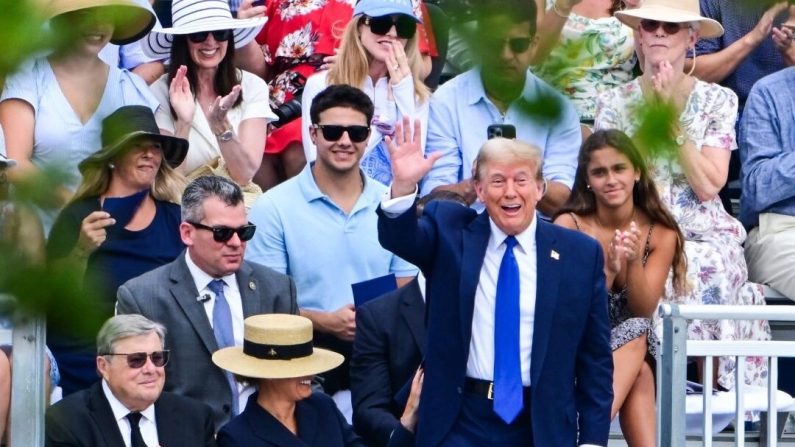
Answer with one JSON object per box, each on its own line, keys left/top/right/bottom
{"left": 552, "top": 2, "right": 571, "bottom": 18}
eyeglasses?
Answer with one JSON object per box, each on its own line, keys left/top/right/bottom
{"left": 639, "top": 19, "right": 688, "bottom": 35}
{"left": 364, "top": 15, "right": 417, "bottom": 39}
{"left": 188, "top": 221, "right": 257, "bottom": 242}
{"left": 101, "top": 350, "right": 170, "bottom": 368}
{"left": 486, "top": 36, "right": 534, "bottom": 54}
{"left": 187, "top": 29, "right": 233, "bottom": 43}
{"left": 313, "top": 124, "right": 371, "bottom": 143}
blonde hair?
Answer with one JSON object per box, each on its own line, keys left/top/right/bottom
{"left": 473, "top": 138, "right": 544, "bottom": 182}
{"left": 72, "top": 158, "right": 186, "bottom": 205}
{"left": 327, "top": 17, "right": 430, "bottom": 103}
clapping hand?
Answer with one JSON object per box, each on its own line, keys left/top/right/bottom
{"left": 385, "top": 116, "right": 442, "bottom": 198}
{"left": 168, "top": 65, "right": 196, "bottom": 124}
{"left": 237, "top": 0, "right": 265, "bottom": 19}
{"left": 208, "top": 85, "right": 242, "bottom": 132}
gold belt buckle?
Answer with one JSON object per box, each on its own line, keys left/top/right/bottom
{"left": 487, "top": 382, "right": 494, "bottom": 400}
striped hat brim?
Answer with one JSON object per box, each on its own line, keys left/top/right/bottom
{"left": 142, "top": 16, "right": 266, "bottom": 59}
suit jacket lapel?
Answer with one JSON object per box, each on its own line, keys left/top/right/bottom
{"left": 459, "top": 213, "right": 491, "bottom": 349}
{"left": 530, "top": 220, "right": 561, "bottom": 385}
{"left": 400, "top": 279, "right": 426, "bottom": 355}
{"left": 154, "top": 395, "right": 179, "bottom": 447}
{"left": 236, "top": 261, "right": 260, "bottom": 317}
{"left": 170, "top": 253, "right": 219, "bottom": 354}
{"left": 87, "top": 382, "right": 126, "bottom": 447}
{"left": 246, "top": 400, "right": 305, "bottom": 447}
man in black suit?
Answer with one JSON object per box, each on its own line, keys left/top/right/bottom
{"left": 117, "top": 176, "right": 298, "bottom": 430}
{"left": 45, "top": 314, "right": 216, "bottom": 447}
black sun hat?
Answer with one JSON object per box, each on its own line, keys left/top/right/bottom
{"left": 78, "top": 106, "right": 189, "bottom": 174}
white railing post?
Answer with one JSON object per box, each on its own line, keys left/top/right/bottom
{"left": 658, "top": 303, "right": 688, "bottom": 447}
{"left": 5, "top": 295, "right": 46, "bottom": 447}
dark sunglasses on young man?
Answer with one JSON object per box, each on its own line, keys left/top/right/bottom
{"left": 102, "top": 350, "right": 171, "bottom": 368}
{"left": 187, "top": 29, "right": 233, "bottom": 43}
{"left": 188, "top": 221, "right": 257, "bottom": 243}
{"left": 313, "top": 124, "right": 371, "bottom": 143}
{"left": 639, "top": 19, "right": 688, "bottom": 35}
{"left": 364, "top": 15, "right": 417, "bottom": 40}
{"left": 486, "top": 36, "right": 534, "bottom": 54}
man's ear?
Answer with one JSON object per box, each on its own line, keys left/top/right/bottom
{"left": 96, "top": 356, "right": 109, "bottom": 381}
{"left": 179, "top": 222, "right": 194, "bottom": 246}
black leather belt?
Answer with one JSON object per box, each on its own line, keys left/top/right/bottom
{"left": 463, "top": 377, "right": 532, "bottom": 400}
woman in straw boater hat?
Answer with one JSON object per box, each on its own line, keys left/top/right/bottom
{"left": 47, "top": 105, "right": 187, "bottom": 396}
{"left": 594, "top": 0, "right": 770, "bottom": 392}
{"left": 0, "top": 0, "right": 159, "bottom": 215}
{"left": 143, "top": 0, "right": 276, "bottom": 207}
{"left": 214, "top": 314, "right": 421, "bottom": 447}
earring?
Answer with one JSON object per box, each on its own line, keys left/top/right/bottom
{"left": 635, "top": 177, "right": 640, "bottom": 182}
{"left": 108, "top": 163, "right": 115, "bottom": 170}
{"left": 586, "top": 184, "right": 591, "bottom": 190}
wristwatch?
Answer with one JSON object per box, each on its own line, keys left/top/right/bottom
{"left": 216, "top": 128, "right": 234, "bottom": 142}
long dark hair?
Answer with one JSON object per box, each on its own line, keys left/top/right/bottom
{"left": 557, "top": 129, "right": 687, "bottom": 293}
{"left": 167, "top": 34, "right": 243, "bottom": 119}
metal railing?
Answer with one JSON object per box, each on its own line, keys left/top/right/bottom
{"left": 1, "top": 294, "right": 47, "bottom": 447}
{"left": 658, "top": 304, "right": 795, "bottom": 447}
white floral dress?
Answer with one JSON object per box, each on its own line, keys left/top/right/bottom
{"left": 533, "top": 0, "right": 636, "bottom": 122}
{"left": 595, "top": 78, "right": 771, "bottom": 390}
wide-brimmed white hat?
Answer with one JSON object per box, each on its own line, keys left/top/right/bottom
{"left": 142, "top": 0, "right": 267, "bottom": 59}
{"left": 43, "top": 0, "right": 157, "bottom": 45}
{"left": 212, "top": 314, "right": 344, "bottom": 380}
{"left": 615, "top": 0, "right": 724, "bottom": 39}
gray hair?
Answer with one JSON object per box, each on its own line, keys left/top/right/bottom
{"left": 97, "top": 314, "right": 167, "bottom": 355}
{"left": 473, "top": 138, "right": 544, "bottom": 182}
{"left": 181, "top": 176, "right": 244, "bottom": 223}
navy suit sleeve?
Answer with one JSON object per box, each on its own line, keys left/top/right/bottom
{"left": 376, "top": 203, "right": 438, "bottom": 273}
{"left": 575, "top": 243, "right": 614, "bottom": 445}
{"left": 351, "top": 302, "right": 400, "bottom": 447}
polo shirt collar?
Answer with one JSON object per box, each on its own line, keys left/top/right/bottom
{"left": 297, "top": 162, "right": 382, "bottom": 211}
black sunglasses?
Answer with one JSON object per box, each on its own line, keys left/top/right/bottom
{"left": 102, "top": 350, "right": 170, "bottom": 368}
{"left": 364, "top": 15, "right": 417, "bottom": 39}
{"left": 313, "top": 124, "right": 371, "bottom": 143}
{"left": 639, "top": 19, "right": 688, "bottom": 35}
{"left": 188, "top": 221, "right": 257, "bottom": 242}
{"left": 187, "top": 29, "right": 233, "bottom": 43}
{"left": 486, "top": 37, "right": 534, "bottom": 54}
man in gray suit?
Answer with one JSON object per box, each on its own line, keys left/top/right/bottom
{"left": 117, "top": 176, "right": 298, "bottom": 430}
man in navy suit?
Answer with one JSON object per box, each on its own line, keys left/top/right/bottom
{"left": 377, "top": 118, "right": 613, "bottom": 446}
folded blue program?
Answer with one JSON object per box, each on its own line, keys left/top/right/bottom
{"left": 351, "top": 273, "right": 397, "bottom": 308}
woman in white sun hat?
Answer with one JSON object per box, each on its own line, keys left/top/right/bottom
{"left": 595, "top": 0, "right": 771, "bottom": 392}
{"left": 144, "top": 0, "right": 276, "bottom": 206}
{"left": 214, "top": 314, "right": 421, "bottom": 447}
{"left": 0, "top": 0, "right": 158, "bottom": 217}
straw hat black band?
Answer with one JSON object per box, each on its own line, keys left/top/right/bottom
{"left": 243, "top": 340, "right": 313, "bottom": 360}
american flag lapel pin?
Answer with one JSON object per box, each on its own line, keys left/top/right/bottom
{"left": 550, "top": 250, "right": 560, "bottom": 260}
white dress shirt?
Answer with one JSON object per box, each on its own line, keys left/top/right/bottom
{"left": 102, "top": 380, "right": 159, "bottom": 447}
{"left": 184, "top": 251, "right": 255, "bottom": 411}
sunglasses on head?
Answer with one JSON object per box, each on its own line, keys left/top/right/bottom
{"left": 639, "top": 19, "right": 688, "bottom": 35}
{"left": 188, "top": 221, "right": 257, "bottom": 242}
{"left": 364, "top": 15, "right": 417, "bottom": 39}
{"left": 187, "top": 29, "right": 233, "bottom": 43}
{"left": 313, "top": 124, "right": 371, "bottom": 143}
{"left": 102, "top": 350, "right": 170, "bottom": 368}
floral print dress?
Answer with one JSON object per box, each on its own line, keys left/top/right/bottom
{"left": 533, "top": 0, "right": 636, "bottom": 122}
{"left": 255, "top": 0, "right": 356, "bottom": 154}
{"left": 595, "top": 78, "right": 771, "bottom": 390}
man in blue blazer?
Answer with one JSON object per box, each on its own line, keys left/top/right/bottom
{"left": 377, "top": 118, "right": 613, "bottom": 446}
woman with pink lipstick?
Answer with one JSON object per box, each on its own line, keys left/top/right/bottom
{"left": 555, "top": 129, "right": 685, "bottom": 446}
{"left": 143, "top": 0, "right": 276, "bottom": 206}
{"left": 0, "top": 0, "right": 158, "bottom": 222}
{"left": 215, "top": 314, "right": 422, "bottom": 447}
{"left": 300, "top": 0, "right": 430, "bottom": 186}
{"left": 594, "top": 0, "right": 771, "bottom": 391}
{"left": 47, "top": 105, "right": 187, "bottom": 396}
